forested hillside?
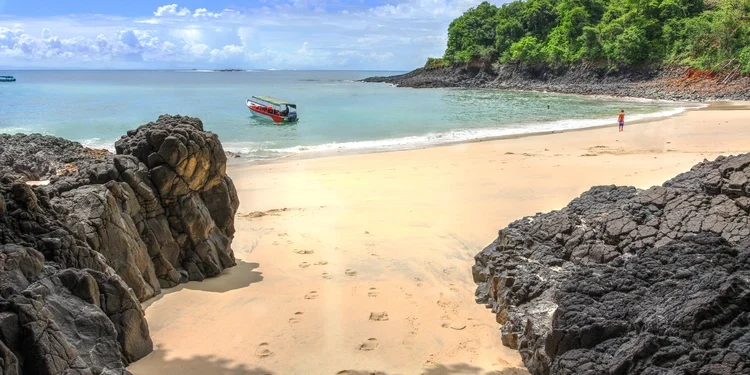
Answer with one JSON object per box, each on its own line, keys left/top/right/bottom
{"left": 437, "top": 0, "right": 750, "bottom": 72}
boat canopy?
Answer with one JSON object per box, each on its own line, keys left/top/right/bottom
{"left": 252, "top": 96, "right": 296, "bottom": 108}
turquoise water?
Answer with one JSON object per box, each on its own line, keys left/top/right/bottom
{"left": 0, "top": 70, "right": 695, "bottom": 160}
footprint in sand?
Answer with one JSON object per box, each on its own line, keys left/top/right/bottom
{"left": 299, "top": 262, "right": 310, "bottom": 268}
{"left": 289, "top": 312, "right": 303, "bottom": 324}
{"left": 345, "top": 269, "right": 358, "bottom": 277}
{"left": 293, "top": 249, "right": 314, "bottom": 255}
{"left": 358, "top": 338, "right": 379, "bottom": 351}
{"left": 314, "top": 261, "right": 328, "bottom": 266}
{"left": 449, "top": 283, "right": 459, "bottom": 292}
{"left": 367, "top": 287, "right": 379, "bottom": 297}
{"left": 255, "top": 343, "right": 273, "bottom": 358}
{"left": 272, "top": 241, "right": 280, "bottom": 246}
{"left": 440, "top": 322, "right": 467, "bottom": 330}
{"left": 437, "top": 297, "right": 451, "bottom": 307}
{"left": 305, "top": 291, "right": 318, "bottom": 299}
{"left": 369, "top": 312, "right": 389, "bottom": 321}
{"left": 322, "top": 272, "right": 334, "bottom": 280}
{"left": 440, "top": 316, "right": 466, "bottom": 330}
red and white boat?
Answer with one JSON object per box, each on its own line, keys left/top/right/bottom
{"left": 246, "top": 96, "right": 298, "bottom": 123}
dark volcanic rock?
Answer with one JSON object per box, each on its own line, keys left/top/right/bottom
{"left": 0, "top": 133, "right": 100, "bottom": 183}
{"left": 0, "top": 115, "right": 239, "bottom": 374}
{"left": 364, "top": 64, "right": 750, "bottom": 101}
{"left": 114, "top": 115, "right": 237, "bottom": 282}
{"left": 473, "top": 154, "right": 750, "bottom": 375}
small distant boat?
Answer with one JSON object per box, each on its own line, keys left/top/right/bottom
{"left": 246, "top": 96, "right": 298, "bottom": 123}
{"left": 0, "top": 76, "right": 16, "bottom": 82}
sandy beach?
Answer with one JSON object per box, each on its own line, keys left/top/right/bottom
{"left": 128, "top": 103, "right": 750, "bottom": 375}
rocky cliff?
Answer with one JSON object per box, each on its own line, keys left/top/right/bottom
{"left": 364, "top": 64, "right": 750, "bottom": 101}
{"left": 473, "top": 154, "right": 750, "bottom": 374}
{"left": 0, "top": 115, "right": 239, "bottom": 375}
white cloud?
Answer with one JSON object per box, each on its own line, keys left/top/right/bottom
{"left": 210, "top": 44, "right": 243, "bottom": 61}
{"left": 154, "top": 4, "right": 192, "bottom": 17}
{"left": 170, "top": 27, "right": 203, "bottom": 43}
{"left": 118, "top": 29, "right": 141, "bottom": 48}
{"left": 135, "top": 18, "right": 162, "bottom": 25}
{"left": 194, "top": 8, "right": 222, "bottom": 18}
{"left": 182, "top": 40, "right": 209, "bottom": 57}
{"left": 369, "top": 0, "right": 482, "bottom": 19}
{"left": 0, "top": 1, "right": 500, "bottom": 69}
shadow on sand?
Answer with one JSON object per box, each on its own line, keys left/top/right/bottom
{"left": 130, "top": 352, "right": 527, "bottom": 375}
{"left": 333, "top": 364, "right": 528, "bottom": 375}
{"left": 421, "top": 363, "right": 529, "bottom": 375}
{"left": 129, "top": 347, "right": 273, "bottom": 375}
{"left": 142, "top": 260, "right": 263, "bottom": 309}
{"left": 182, "top": 260, "right": 263, "bottom": 293}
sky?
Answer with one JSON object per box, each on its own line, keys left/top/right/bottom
{"left": 0, "top": 0, "right": 503, "bottom": 70}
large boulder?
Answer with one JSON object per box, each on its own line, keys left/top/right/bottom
{"left": 548, "top": 233, "right": 750, "bottom": 375}
{"left": 114, "top": 115, "right": 237, "bottom": 281}
{"left": 473, "top": 153, "right": 750, "bottom": 375}
{"left": 24, "top": 268, "right": 132, "bottom": 375}
{"left": 0, "top": 115, "right": 239, "bottom": 374}
{"left": 0, "top": 294, "right": 93, "bottom": 375}
{"left": 54, "top": 184, "right": 160, "bottom": 301}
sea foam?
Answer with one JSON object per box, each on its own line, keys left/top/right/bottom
{"left": 260, "top": 105, "right": 697, "bottom": 156}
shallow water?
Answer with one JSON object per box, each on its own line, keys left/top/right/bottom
{"left": 0, "top": 70, "right": 696, "bottom": 159}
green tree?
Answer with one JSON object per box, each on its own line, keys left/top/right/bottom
{"left": 433, "top": 0, "right": 750, "bottom": 72}
{"left": 444, "top": 1, "right": 500, "bottom": 64}
{"left": 495, "top": 1, "right": 527, "bottom": 55}
{"left": 509, "top": 36, "right": 546, "bottom": 62}
{"left": 605, "top": 25, "right": 650, "bottom": 64}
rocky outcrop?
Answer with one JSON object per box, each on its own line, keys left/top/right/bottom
{"left": 0, "top": 115, "right": 239, "bottom": 374}
{"left": 114, "top": 116, "right": 238, "bottom": 283}
{"left": 364, "top": 64, "right": 750, "bottom": 101}
{"left": 473, "top": 154, "right": 750, "bottom": 375}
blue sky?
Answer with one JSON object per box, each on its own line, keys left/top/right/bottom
{"left": 0, "top": 0, "right": 501, "bottom": 70}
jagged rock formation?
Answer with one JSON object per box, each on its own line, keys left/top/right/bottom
{"left": 473, "top": 154, "right": 750, "bottom": 375}
{"left": 0, "top": 115, "right": 239, "bottom": 374}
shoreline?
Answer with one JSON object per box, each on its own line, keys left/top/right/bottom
{"left": 229, "top": 100, "right": 746, "bottom": 167}
{"left": 130, "top": 104, "right": 750, "bottom": 375}
{"left": 361, "top": 65, "right": 750, "bottom": 102}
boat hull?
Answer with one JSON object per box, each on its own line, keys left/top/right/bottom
{"left": 246, "top": 100, "right": 297, "bottom": 123}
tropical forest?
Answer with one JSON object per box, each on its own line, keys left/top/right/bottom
{"left": 431, "top": 0, "right": 750, "bottom": 72}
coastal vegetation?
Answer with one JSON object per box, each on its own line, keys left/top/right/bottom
{"left": 437, "top": 0, "right": 750, "bottom": 72}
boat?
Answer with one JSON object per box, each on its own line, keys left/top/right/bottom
{"left": 0, "top": 76, "right": 16, "bottom": 82}
{"left": 246, "top": 96, "right": 298, "bottom": 123}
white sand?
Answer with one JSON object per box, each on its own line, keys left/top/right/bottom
{"left": 129, "top": 104, "right": 750, "bottom": 375}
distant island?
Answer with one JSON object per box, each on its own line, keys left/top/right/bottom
{"left": 365, "top": 0, "right": 750, "bottom": 101}
{"left": 190, "top": 69, "right": 246, "bottom": 72}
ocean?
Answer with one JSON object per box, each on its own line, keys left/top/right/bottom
{"left": 0, "top": 70, "right": 697, "bottom": 160}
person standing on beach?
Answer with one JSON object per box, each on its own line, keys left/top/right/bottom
{"left": 618, "top": 110, "right": 625, "bottom": 132}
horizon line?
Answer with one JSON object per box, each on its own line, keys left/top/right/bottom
{"left": 0, "top": 68, "right": 410, "bottom": 72}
